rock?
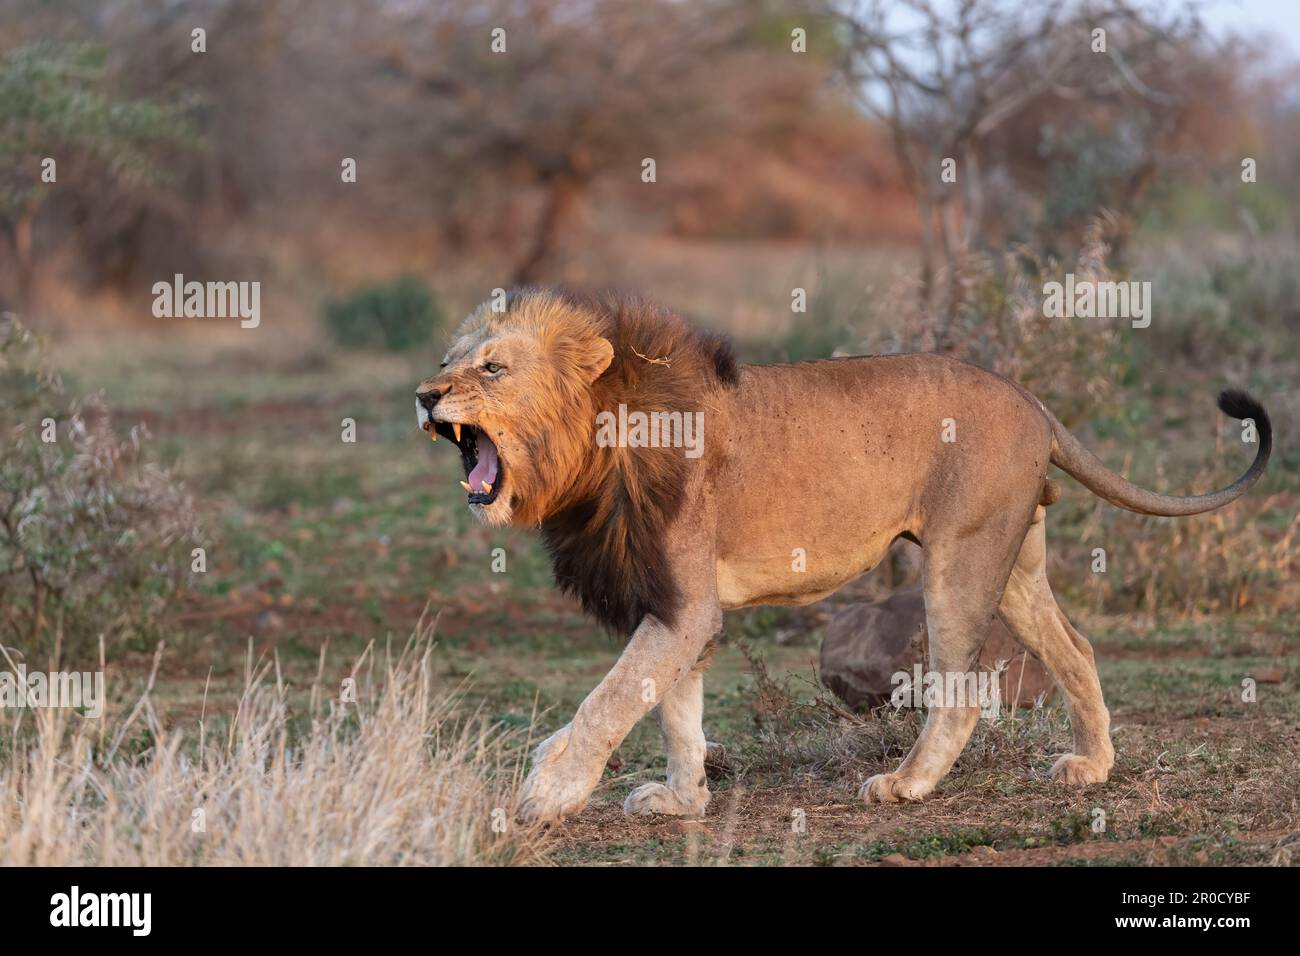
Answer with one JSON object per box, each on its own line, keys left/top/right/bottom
{"left": 821, "top": 591, "right": 926, "bottom": 710}
{"left": 820, "top": 587, "right": 1056, "bottom": 710}
{"left": 990, "top": 631, "right": 1057, "bottom": 708}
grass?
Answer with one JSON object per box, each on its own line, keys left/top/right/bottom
{"left": 0, "top": 619, "right": 548, "bottom": 866}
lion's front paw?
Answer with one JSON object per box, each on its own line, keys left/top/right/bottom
{"left": 623, "top": 782, "right": 709, "bottom": 819}
{"left": 517, "top": 724, "right": 604, "bottom": 824}
{"left": 859, "top": 772, "right": 932, "bottom": 804}
{"left": 1050, "top": 753, "right": 1110, "bottom": 786}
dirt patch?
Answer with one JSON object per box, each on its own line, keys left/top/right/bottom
{"left": 549, "top": 775, "right": 1297, "bottom": 867}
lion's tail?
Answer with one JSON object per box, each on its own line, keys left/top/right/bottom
{"left": 1048, "top": 389, "right": 1272, "bottom": 517}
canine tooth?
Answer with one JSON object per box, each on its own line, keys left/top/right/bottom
{"left": 452, "top": 423, "right": 461, "bottom": 441}
{"left": 459, "top": 481, "right": 472, "bottom": 492}
{"left": 429, "top": 428, "right": 437, "bottom": 442}
{"left": 481, "top": 481, "right": 492, "bottom": 493}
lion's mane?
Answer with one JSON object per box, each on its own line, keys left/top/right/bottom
{"left": 516, "top": 289, "right": 738, "bottom": 636}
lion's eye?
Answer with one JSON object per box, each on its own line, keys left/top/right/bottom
{"left": 483, "top": 362, "right": 503, "bottom": 374}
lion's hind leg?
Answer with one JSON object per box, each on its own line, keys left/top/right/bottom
{"left": 860, "top": 524, "right": 1018, "bottom": 804}
{"left": 997, "top": 507, "right": 1114, "bottom": 785}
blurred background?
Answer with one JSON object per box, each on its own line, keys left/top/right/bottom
{"left": 1, "top": 0, "right": 1297, "bottom": 866}
{"left": 1, "top": 0, "right": 1296, "bottom": 336}
{"left": 2, "top": 0, "right": 1296, "bottom": 665}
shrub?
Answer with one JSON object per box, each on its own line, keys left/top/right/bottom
{"left": 1056, "top": 476, "right": 1297, "bottom": 618}
{"left": 893, "top": 217, "right": 1132, "bottom": 427}
{"left": 322, "top": 275, "right": 442, "bottom": 352}
{"left": 1146, "top": 247, "right": 1300, "bottom": 365}
{"left": 0, "top": 315, "right": 200, "bottom": 662}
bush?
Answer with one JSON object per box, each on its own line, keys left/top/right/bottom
{"left": 0, "top": 315, "right": 201, "bottom": 662}
{"left": 323, "top": 275, "right": 442, "bottom": 352}
{"left": 839, "top": 217, "right": 1133, "bottom": 427}
{"left": 1147, "top": 247, "right": 1300, "bottom": 365}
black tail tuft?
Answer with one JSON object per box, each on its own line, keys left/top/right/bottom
{"left": 1218, "top": 388, "right": 1267, "bottom": 426}
{"left": 1217, "top": 388, "right": 1272, "bottom": 451}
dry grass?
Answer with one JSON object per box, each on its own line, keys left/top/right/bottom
{"left": 1067, "top": 481, "right": 1297, "bottom": 618}
{"left": 736, "top": 641, "right": 1073, "bottom": 784}
{"left": 0, "top": 617, "right": 549, "bottom": 866}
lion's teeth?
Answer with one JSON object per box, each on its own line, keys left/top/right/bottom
{"left": 452, "top": 423, "right": 461, "bottom": 441}
{"left": 459, "top": 480, "right": 472, "bottom": 491}
{"left": 481, "top": 481, "right": 492, "bottom": 493}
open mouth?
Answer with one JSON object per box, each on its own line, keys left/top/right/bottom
{"left": 423, "top": 420, "right": 504, "bottom": 506}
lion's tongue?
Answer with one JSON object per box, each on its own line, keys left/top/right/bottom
{"left": 467, "top": 432, "right": 499, "bottom": 491}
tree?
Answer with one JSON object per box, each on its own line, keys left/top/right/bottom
{"left": 0, "top": 42, "right": 195, "bottom": 311}
{"left": 373, "top": 0, "right": 835, "bottom": 283}
{"left": 832, "top": 0, "right": 1219, "bottom": 308}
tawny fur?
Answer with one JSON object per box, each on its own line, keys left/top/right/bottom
{"left": 417, "top": 289, "right": 1271, "bottom": 824}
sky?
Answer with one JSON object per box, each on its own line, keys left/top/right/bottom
{"left": 873, "top": 0, "right": 1300, "bottom": 58}
{"left": 855, "top": 0, "right": 1300, "bottom": 112}
{"left": 1201, "top": 0, "right": 1300, "bottom": 55}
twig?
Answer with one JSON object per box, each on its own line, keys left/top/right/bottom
{"left": 630, "top": 346, "right": 671, "bottom": 367}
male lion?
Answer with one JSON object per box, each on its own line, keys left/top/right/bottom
{"left": 415, "top": 288, "right": 1271, "bottom": 823}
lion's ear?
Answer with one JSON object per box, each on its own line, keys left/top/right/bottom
{"left": 579, "top": 337, "right": 614, "bottom": 383}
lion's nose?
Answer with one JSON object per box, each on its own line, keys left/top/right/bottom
{"left": 416, "top": 386, "right": 445, "bottom": 413}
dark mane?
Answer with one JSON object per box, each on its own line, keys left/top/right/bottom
{"left": 536, "top": 290, "right": 737, "bottom": 636}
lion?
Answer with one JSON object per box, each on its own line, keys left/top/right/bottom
{"left": 415, "top": 288, "right": 1272, "bottom": 823}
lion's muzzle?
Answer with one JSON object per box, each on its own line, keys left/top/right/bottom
{"left": 415, "top": 387, "right": 505, "bottom": 509}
